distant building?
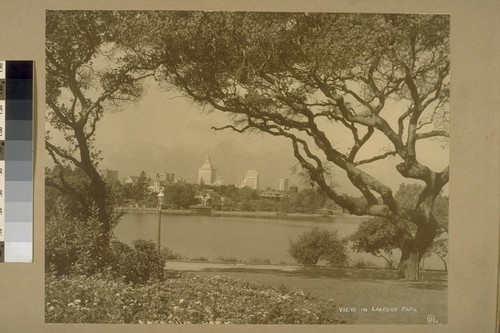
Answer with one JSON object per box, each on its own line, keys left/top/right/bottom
{"left": 175, "top": 177, "right": 186, "bottom": 184}
{"left": 122, "top": 175, "right": 139, "bottom": 185}
{"left": 151, "top": 171, "right": 175, "bottom": 184}
{"left": 104, "top": 169, "right": 118, "bottom": 182}
{"left": 259, "top": 190, "right": 289, "bottom": 200}
{"left": 147, "top": 180, "right": 162, "bottom": 193}
{"left": 198, "top": 155, "right": 217, "bottom": 185}
{"left": 214, "top": 176, "right": 224, "bottom": 186}
{"left": 239, "top": 169, "right": 260, "bottom": 190}
{"left": 289, "top": 186, "right": 299, "bottom": 193}
{"left": 275, "top": 178, "right": 289, "bottom": 192}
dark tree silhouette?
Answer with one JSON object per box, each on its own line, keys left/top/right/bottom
{"left": 45, "top": 11, "right": 153, "bottom": 254}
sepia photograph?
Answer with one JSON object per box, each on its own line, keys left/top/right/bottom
{"left": 44, "top": 10, "right": 451, "bottom": 325}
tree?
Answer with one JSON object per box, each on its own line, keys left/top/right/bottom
{"left": 45, "top": 11, "right": 153, "bottom": 256}
{"left": 349, "top": 218, "right": 403, "bottom": 269}
{"left": 47, "top": 11, "right": 449, "bottom": 280}
{"left": 289, "top": 228, "right": 348, "bottom": 267}
{"left": 350, "top": 183, "right": 448, "bottom": 269}
{"left": 135, "top": 171, "right": 149, "bottom": 201}
{"left": 288, "top": 188, "right": 328, "bottom": 213}
{"left": 164, "top": 183, "right": 197, "bottom": 209}
{"left": 425, "top": 236, "right": 448, "bottom": 271}
{"left": 115, "top": 12, "right": 449, "bottom": 280}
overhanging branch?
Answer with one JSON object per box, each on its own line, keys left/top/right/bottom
{"left": 355, "top": 151, "right": 398, "bottom": 166}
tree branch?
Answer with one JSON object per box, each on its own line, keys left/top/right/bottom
{"left": 416, "top": 130, "right": 449, "bottom": 140}
{"left": 46, "top": 140, "right": 82, "bottom": 168}
{"left": 355, "top": 151, "right": 398, "bottom": 166}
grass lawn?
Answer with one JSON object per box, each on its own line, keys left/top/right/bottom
{"left": 191, "top": 266, "right": 447, "bottom": 324}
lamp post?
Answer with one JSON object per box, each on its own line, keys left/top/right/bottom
{"left": 157, "top": 190, "right": 164, "bottom": 251}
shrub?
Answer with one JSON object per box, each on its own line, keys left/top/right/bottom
{"left": 46, "top": 201, "right": 111, "bottom": 276}
{"left": 45, "top": 205, "right": 79, "bottom": 275}
{"left": 189, "top": 256, "right": 209, "bottom": 262}
{"left": 45, "top": 272, "right": 346, "bottom": 324}
{"left": 348, "top": 217, "right": 402, "bottom": 269}
{"left": 215, "top": 255, "right": 239, "bottom": 263}
{"left": 289, "top": 228, "right": 348, "bottom": 267}
{"left": 110, "top": 240, "right": 166, "bottom": 284}
{"left": 245, "top": 257, "right": 271, "bottom": 265}
{"left": 161, "top": 247, "right": 183, "bottom": 260}
{"left": 350, "top": 258, "right": 381, "bottom": 269}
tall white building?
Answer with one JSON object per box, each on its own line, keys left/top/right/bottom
{"left": 275, "top": 178, "right": 289, "bottom": 192}
{"left": 240, "top": 169, "right": 260, "bottom": 190}
{"left": 198, "top": 154, "right": 217, "bottom": 185}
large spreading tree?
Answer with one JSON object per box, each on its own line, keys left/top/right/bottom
{"left": 117, "top": 12, "right": 449, "bottom": 280}
{"left": 46, "top": 11, "right": 449, "bottom": 280}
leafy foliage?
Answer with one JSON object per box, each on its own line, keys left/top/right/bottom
{"left": 115, "top": 12, "right": 449, "bottom": 279}
{"left": 46, "top": 11, "right": 152, "bottom": 252}
{"left": 46, "top": 272, "right": 346, "bottom": 324}
{"left": 46, "top": 201, "right": 111, "bottom": 275}
{"left": 393, "top": 183, "right": 449, "bottom": 233}
{"left": 164, "top": 183, "right": 198, "bottom": 209}
{"left": 46, "top": 11, "right": 450, "bottom": 279}
{"left": 349, "top": 183, "right": 449, "bottom": 269}
{"left": 425, "top": 236, "right": 448, "bottom": 271}
{"left": 349, "top": 218, "right": 403, "bottom": 268}
{"left": 46, "top": 200, "right": 166, "bottom": 281}
{"left": 110, "top": 240, "right": 167, "bottom": 284}
{"left": 289, "top": 228, "right": 348, "bottom": 267}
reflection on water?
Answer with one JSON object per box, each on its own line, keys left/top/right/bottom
{"left": 113, "top": 213, "right": 443, "bottom": 269}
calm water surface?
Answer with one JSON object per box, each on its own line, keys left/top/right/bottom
{"left": 114, "top": 213, "right": 371, "bottom": 263}
{"left": 113, "top": 213, "right": 443, "bottom": 269}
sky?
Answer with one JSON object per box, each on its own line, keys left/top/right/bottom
{"left": 94, "top": 84, "right": 300, "bottom": 189}
{"left": 48, "top": 78, "right": 449, "bottom": 195}
{"left": 87, "top": 80, "right": 449, "bottom": 194}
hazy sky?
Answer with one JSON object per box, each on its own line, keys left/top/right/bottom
{"left": 86, "top": 80, "right": 449, "bottom": 194}
{"left": 48, "top": 77, "right": 449, "bottom": 195}
{"left": 94, "top": 84, "right": 300, "bottom": 189}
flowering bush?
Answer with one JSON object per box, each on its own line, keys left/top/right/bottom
{"left": 46, "top": 272, "right": 346, "bottom": 324}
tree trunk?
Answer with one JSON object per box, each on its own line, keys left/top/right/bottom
{"left": 74, "top": 128, "right": 112, "bottom": 253}
{"left": 398, "top": 216, "right": 437, "bottom": 280}
{"left": 398, "top": 244, "right": 420, "bottom": 280}
{"left": 439, "top": 256, "right": 448, "bottom": 272}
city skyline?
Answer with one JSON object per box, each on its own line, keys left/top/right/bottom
{"left": 105, "top": 156, "right": 295, "bottom": 191}
{"left": 49, "top": 79, "right": 449, "bottom": 196}
{"left": 90, "top": 84, "right": 307, "bottom": 190}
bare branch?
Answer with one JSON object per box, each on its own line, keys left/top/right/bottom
{"left": 46, "top": 140, "right": 82, "bottom": 168}
{"left": 398, "top": 107, "right": 413, "bottom": 139}
{"left": 211, "top": 125, "right": 251, "bottom": 133}
{"left": 416, "top": 130, "right": 449, "bottom": 140}
{"left": 355, "top": 151, "right": 398, "bottom": 166}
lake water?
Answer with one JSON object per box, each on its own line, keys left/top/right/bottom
{"left": 113, "top": 213, "right": 443, "bottom": 269}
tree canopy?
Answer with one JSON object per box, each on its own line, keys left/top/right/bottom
{"left": 121, "top": 12, "right": 449, "bottom": 278}
{"left": 116, "top": 12, "right": 449, "bottom": 218}
{"left": 45, "top": 11, "right": 154, "bottom": 253}
{"left": 46, "top": 11, "right": 450, "bottom": 279}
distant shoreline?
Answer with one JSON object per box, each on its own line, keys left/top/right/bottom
{"left": 119, "top": 207, "right": 366, "bottom": 221}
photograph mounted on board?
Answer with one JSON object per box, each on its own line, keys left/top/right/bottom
{"left": 44, "top": 11, "right": 449, "bottom": 324}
